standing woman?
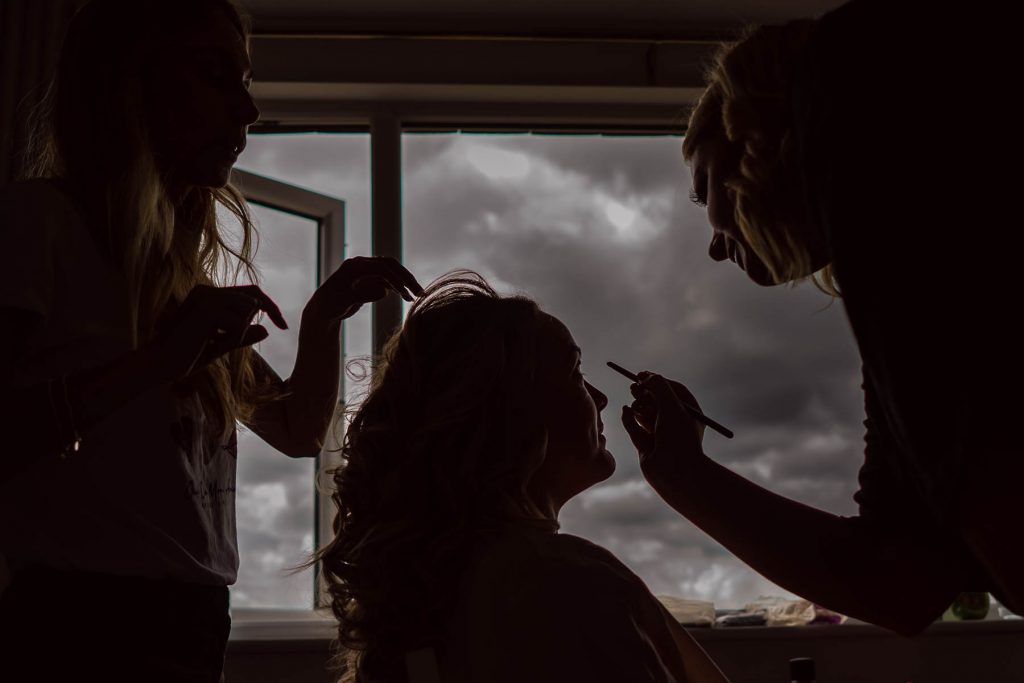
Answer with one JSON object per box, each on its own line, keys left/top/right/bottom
{"left": 624, "top": 0, "right": 1021, "bottom": 636}
{"left": 0, "top": 1, "right": 421, "bottom": 681}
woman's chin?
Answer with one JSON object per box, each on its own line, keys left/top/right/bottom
{"left": 743, "top": 257, "right": 796, "bottom": 286}
{"left": 595, "top": 448, "right": 617, "bottom": 481}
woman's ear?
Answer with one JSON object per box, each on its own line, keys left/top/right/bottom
{"left": 521, "top": 426, "right": 549, "bottom": 490}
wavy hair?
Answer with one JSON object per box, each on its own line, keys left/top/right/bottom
{"left": 21, "top": 0, "right": 274, "bottom": 439}
{"left": 316, "top": 271, "right": 556, "bottom": 681}
{"left": 683, "top": 20, "right": 839, "bottom": 295}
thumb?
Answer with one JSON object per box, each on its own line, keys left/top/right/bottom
{"left": 238, "top": 324, "right": 269, "bottom": 348}
{"left": 621, "top": 406, "right": 653, "bottom": 454}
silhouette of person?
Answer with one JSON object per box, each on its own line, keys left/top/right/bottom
{"left": 625, "top": 0, "right": 1022, "bottom": 636}
{"left": 315, "top": 271, "right": 730, "bottom": 683}
{"left": 0, "top": 1, "right": 422, "bottom": 680}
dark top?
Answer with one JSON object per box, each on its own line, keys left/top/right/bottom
{"left": 791, "top": 0, "right": 1021, "bottom": 535}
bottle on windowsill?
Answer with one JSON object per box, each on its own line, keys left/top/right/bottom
{"left": 790, "top": 657, "right": 816, "bottom": 683}
{"left": 942, "top": 592, "right": 990, "bottom": 621}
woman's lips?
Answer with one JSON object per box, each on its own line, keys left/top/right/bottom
{"left": 211, "top": 138, "right": 245, "bottom": 161}
{"left": 727, "top": 240, "right": 746, "bottom": 271}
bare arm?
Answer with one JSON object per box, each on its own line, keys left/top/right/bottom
{"left": 245, "top": 312, "right": 342, "bottom": 458}
{"left": 660, "top": 454, "right": 964, "bottom": 635}
{"left": 623, "top": 375, "right": 972, "bottom": 636}
{"left": 245, "top": 256, "right": 423, "bottom": 459}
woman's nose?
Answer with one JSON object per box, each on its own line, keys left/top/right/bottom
{"left": 236, "top": 89, "right": 260, "bottom": 126}
{"left": 587, "top": 382, "right": 608, "bottom": 411}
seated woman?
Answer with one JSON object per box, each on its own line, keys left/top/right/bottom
{"left": 317, "top": 272, "right": 728, "bottom": 683}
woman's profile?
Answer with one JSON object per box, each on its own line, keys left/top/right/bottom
{"left": 0, "top": 1, "right": 420, "bottom": 680}
{"left": 624, "top": 0, "right": 1021, "bottom": 637}
{"left": 317, "top": 271, "right": 728, "bottom": 683}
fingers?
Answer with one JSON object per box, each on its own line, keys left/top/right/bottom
{"left": 343, "top": 256, "right": 425, "bottom": 302}
{"left": 351, "top": 275, "right": 405, "bottom": 303}
{"left": 666, "top": 378, "right": 702, "bottom": 413}
{"left": 235, "top": 285, "right": 287, "bottom": 330}
{"left": 378, "top": 258, "right": 425, "bottom": 299}
{"left": 238, "top": 324, "right": 269, "bottom": 348}
{"left": 204, "top": 323, "right": 268, "bottom": 356}
{"left": 635, "top": 373, "right": 695, "bottom": 418}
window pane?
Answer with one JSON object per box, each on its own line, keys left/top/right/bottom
{"left": 227, "top": 132, "right": 371, "bottom": 608}
{"left": 403, "top": 133, "right": 863, "bottom": 608}
{"left": 231, "top": 204, "right": 317, "bottom": 609}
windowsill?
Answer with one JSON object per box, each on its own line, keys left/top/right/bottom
{"left": 226, "top": 608, "right": 1024, "bottom": 644}
{"left": 224, "top": 614, "right": 1024, "bottom": 683}
{"left": 689, "top": 617, "right": 1024, "bottom": 642}
{"left": 229, "top": 608, "right": 336, "bottom": 642}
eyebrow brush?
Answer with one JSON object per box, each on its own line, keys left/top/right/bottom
{"left": 607, "top": 361, "right": 734, "bottom": 439}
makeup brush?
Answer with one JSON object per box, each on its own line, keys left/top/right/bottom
{"left": 607, "top": 361, "right": 734, "bottom": 439}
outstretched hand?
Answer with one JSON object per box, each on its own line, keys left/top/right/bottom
{"left": 159, "top": 284, "right": 288, "bottom": 380}
{"left": 621, "top": 373, "right": 707, "bottom": 488}
{"left": 306, "top": 256, "right": 424, "bottom": 325}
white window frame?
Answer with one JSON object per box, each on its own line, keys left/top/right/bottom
{"left": 229, "top": 168, "right": 345, "bottom": 636}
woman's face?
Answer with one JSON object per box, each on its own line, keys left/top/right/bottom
{"left": 686, "top": 135, "right": 778, "bottom": 286}
{"left": 528, "top": 313, "right": 615, "bottom": 515}
{"left": 143, "top": 9, "right": 259, "bottom": 189}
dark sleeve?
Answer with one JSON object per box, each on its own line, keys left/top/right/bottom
{"left": 853, "top": 370, "right": 927, "bottom": 525}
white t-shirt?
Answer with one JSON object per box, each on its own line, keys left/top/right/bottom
{"left": 0, "top": 179, "right": 238, "bottom": 586}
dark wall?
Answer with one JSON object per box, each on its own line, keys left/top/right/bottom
{"left": 223, "top": 621, "right": 1024, "bottom": 683}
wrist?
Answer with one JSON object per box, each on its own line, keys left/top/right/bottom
{"left": 646, "top": 450, "right": 715, "bottom": 512}
{"left": 300, "top": 301, "right": 342, "bottom": 336}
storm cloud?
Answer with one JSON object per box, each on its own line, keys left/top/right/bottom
{"left": 230, "top": 131, "right": 865, "bottom": 608}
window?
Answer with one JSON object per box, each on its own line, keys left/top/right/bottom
{"left": 226, "top": 163, "right": 352, "bottom": 611}
{"left": 226, "top": 130, "right": 864, "bottom": 612}
{"left": 403, "top": 132, "right": 863, "bottom": 605}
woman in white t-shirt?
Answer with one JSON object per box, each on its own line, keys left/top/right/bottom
{"left": 316, "top": 272, "right": 729, "bottom": 683}
{"left": 0, "top": 1, "right": 421, "bottom": 680}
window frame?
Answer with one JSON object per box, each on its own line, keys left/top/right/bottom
{"left": 230, "top": 33, "right": 706, "bottom": 632}
{"left": 230, "top": 168, "right": 345, "bottom": 617}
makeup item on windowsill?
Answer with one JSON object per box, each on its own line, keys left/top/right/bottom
{"left": 607, "top": 361, "right": 734, "bottom": 439}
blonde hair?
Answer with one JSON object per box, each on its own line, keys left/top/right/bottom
{"left": 683, "top": 21, "right": 839, "bottom": 295}
{"left": 22, "top": 0, "right": 274, "bottom": 439}
{"left": 316, "top": 272, "right": 556, "bottom": 681}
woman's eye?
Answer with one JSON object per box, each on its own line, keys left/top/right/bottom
{"left": 689, "top": 188, "right": 707, "bottom": 207}
{"left": 197, "top": 61, "right": 236, "bottom": 86}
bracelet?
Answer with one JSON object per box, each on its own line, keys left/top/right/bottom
{"left": 61, "top": 375, "right": 83, "bottom": 456}
{"left": 48, "top": 375, "right": 83, "bottom": 458}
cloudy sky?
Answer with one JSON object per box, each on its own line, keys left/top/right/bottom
{"left": 229, "top": 132, "right": 865, "bottom": 610}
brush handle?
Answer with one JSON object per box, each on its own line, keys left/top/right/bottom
{"left": 607, "top": 361, "right": 734, "bottom": 439}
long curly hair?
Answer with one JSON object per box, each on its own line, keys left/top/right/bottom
{"left": 316, "top": 272, "right": 557, "bottom": 682}
{"left": 21, "top": 0, "right": 276, "bottom": 439}
{"left": 683, "top": 20, "right": 839, "bottom": 295}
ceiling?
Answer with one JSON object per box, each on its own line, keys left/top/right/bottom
{"left": 242, "top": 0, "right": 847, "bottom": 39}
